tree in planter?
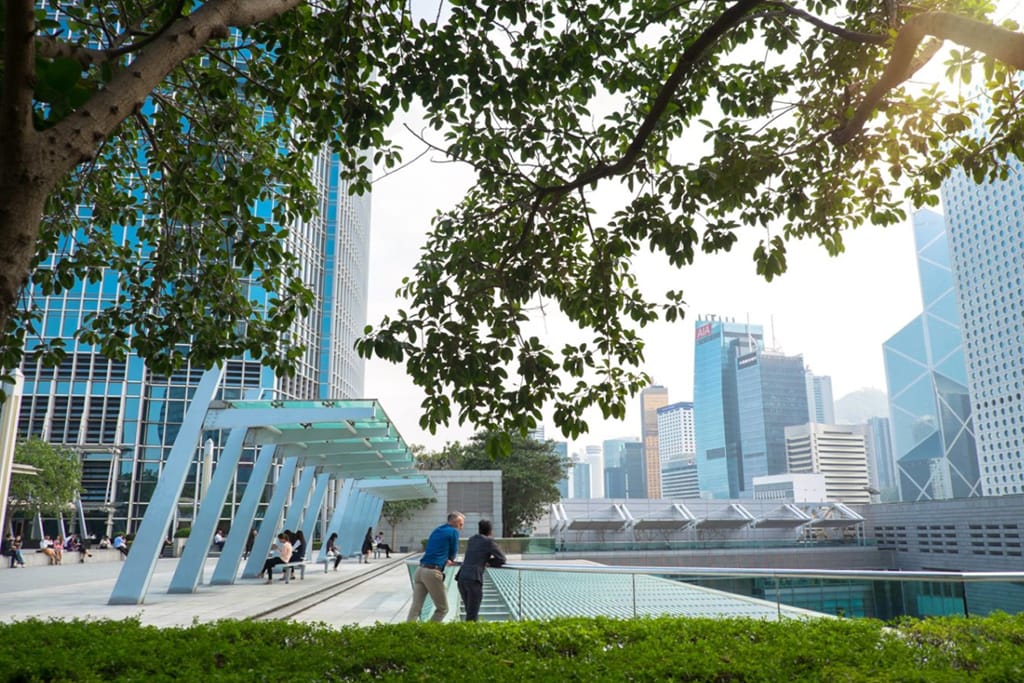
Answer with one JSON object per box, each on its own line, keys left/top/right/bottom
{"left": 1, "top": 0, "right": 1023, "bottom": 447}
{"left": 8, "top": 438, "right": 81, "bottom": 519}
{"left": 418, "top": 435, "right": 567, "bottom": 536}
{"left": 380, "top": 498, "right": 434, "bottom": 549}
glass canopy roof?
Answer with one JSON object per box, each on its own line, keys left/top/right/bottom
{"left": 203, "top": 398, "right": 434, "bottom": 500}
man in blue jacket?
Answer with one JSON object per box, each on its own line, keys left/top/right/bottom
{"left": 406, "top": 511, "right": 464, "bottom": 622}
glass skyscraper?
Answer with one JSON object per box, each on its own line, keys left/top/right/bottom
{"left": 693, "top": 317, "right": 763, "bottom": 498}
{"left": 805, "top": 372, "right": 836, "bottom": 424}
{"left": 17, "top": 150, "right": 371, "bottom": 536}
{"left": 736, "top": 350, "right": 810, "bottom": 496}
{"left": 942, "top": 160, "right": 1024, "bottom": 496}
{"left": 882, "top": 209, "right": 980, "bottom": 501}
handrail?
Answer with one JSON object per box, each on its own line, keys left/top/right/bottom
{"left": 497, "top": 562, "right": 1024, "bottom": 584}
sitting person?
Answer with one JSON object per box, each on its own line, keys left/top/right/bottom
{"left": 112, "top": 533, "right": 129, "bottom": 558}
{"left": 98, "top": 535, "right": 111, "bottom": 549}
{"left": 38, "top": 536, "right": 58, "bottom": 565}
{"left": 2, "top": 534, "right": 25, "bottom": 568}
{"left": 374, "top": 531, "right": 393, "bottom": 559}
{"left": 52, "top": 535, "right": 64, "bottom": 565}
{"left": 326, "top": 532, "right": 343, "bottom": 571}
{"left": 213, "top": 529, "right": 226, "bottom": 552}
{"left": 260, "top": 533, "right": 293, "bottom": 583}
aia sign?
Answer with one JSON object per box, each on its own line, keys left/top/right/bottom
{"left": 695, "top": 323, "right": 713, "bottom": 341}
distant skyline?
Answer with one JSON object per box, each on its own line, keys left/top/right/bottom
{"left": 365, "top": 115, "right": 922, "bottom": 453}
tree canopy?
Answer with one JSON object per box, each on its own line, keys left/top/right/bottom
{"left": 418, "top": 434, "right": 567, "bottom": 535}
{"left": 9, "top": 438, "right": 82, "bottom": 516}
{"left": 1, "top": 1, "right": 1022, "bottom": 440}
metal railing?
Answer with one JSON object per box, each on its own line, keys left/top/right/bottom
{"left": 483, "top": 563, "right": 1024, "bottom": 621}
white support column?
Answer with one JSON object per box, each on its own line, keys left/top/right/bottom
{"left": 211, "top": 444, "right": 276, "bottom": 585}
{"left": 108, "top": 365, "right": 225, "bottom": 605}
{"left": 0, "top": 369, "right": 24, "bottom": 537}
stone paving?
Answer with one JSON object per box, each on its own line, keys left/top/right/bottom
{"left": 0, "top": 554, "right": 415, "bottom": 628}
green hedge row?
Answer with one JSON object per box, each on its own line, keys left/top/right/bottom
{"left": 1, "top": 614, "right": 1022, "bottom": 681}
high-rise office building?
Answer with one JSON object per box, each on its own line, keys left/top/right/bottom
{"left": 656, "top": 402, "right": 695, "bottom": 462}
{"left": 864, "top": 416, "right": 898, "bottom": 501}
{"left": 660, "top": 456, "right": 700, "bottom": 499}
{"left": 602, "top": 437, "right": 642, "bottom": 498}
{"left": 554, "top": 440, "right": 570, "bottom": 499}
{"left": 805, "top": 372, "right": 836, "bottom": 424}
{"left": 584, "top": 444, "right": 603, "bottom": 498}
{"left": 736, "top": 349, "right": 810, "bottom": 496}
{"left": 17, "top": 150, "right": 371, "bottom": 535}
{"left": 639, "top": 385, "right": 669, "bottom": 498}
{"left": 784, "top": 423, "right": 871, "bottom": 504}
{"left": 693, "top": 317, "right": 764, "bottom": 498}
{"left": 882, "top": 209, "right": 980, "bottom": 501}
{"left": 942, "top": 162, "right": 1024, "bottom": 496}
{"left": 572, "top": 458, "right": 591, "bottom": 499}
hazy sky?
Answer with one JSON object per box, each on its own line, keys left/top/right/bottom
{"left": 363, "top": 111, "right": 925, "bottom": 454}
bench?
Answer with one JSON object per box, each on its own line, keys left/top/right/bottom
{"left": 269, "top": 561, "right": 307, "bottom": 583}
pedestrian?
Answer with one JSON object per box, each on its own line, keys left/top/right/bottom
{"left": 213, "top": 529, "right": 226, "bottom": 552}
{"left": 406, "top": 511, "right": 464, "bottom": 622}
{"left": 360, "top": 527, "right": 374, "bottom": 563}
{"left": 243, "top": 528, "right": 257, "bottom": 559}
{"left": 456, "top": 519, "right": 506, "bottom": 621}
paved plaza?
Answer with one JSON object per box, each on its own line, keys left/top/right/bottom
{"left": 0, "top": 554, "right": 416, "bottom": 628}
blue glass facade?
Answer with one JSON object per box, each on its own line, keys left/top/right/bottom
{"left": 736, "top": 350, "right": 809, "bottom": 496}
{"left": 602, "top": 438, "right": 641, "bottom": 498}
{"left": 693, "top": 318, "right": 763, "bottom": 498}
{"left": 882, "top": 209, "right": 979, "bottom": 501}
{"left": 941, "top": 160, "right": 1024, "bottom": 496}
{"left": 17, "top": 151, "right": 371, "bottom": 537}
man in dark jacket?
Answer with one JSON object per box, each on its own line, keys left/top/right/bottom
{"left": 455, "top": 519, "right": 506, "bottom": 621}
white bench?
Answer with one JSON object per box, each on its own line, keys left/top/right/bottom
{"left": 269, "top": 561, "right": 307, "bottom": 583}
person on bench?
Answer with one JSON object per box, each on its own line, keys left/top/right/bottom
{"left": 287, "top": 529, "right": 306, "bottom": 580}
{"left": 326, "top": 532, "right": 342, "bottom": 571}
{"left": 259, "top": 533, "right": 292, "bottom": 584}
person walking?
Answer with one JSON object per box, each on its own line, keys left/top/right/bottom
{"left": 406, "top": 512, "right": 464, "bottom": 622}
{"left": 456, "top": 519, "right": 506, "bottom": 621}
{"left": 360, "top": 527, "right": 374, "bottom": 563}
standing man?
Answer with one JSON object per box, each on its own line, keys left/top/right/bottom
{"left": 406, "top": 511, "right": 464, "bottom": 622}
{"left": 456, "top": 519, "right": 506, "bottom": 621}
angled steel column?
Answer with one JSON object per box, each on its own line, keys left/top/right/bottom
{"left": 211, "top": 444, "right": 275, "bottom": 585}
{"left": 282, "top": 465, "right": 316, "bottom": 532}
{"left": 241, "top": 456, "right": 297, "bottom": 578}
{"left": 318, "top": 479, "right": 353, "bottom": 561}
{"left": 298, "top": 472, "right": 331, "bottom": 550}
{"left": 109, "top": 365, "right": 224, "bottom": 605}
{"left": 167, "top": 426, "right": 247, "bottom": 593}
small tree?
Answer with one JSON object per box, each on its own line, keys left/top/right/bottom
{"left": 380, "top": 498, "right": 434, "bottom": 547}
{"left": 421, "top": 434, "right": 568, "bottom": 536}
{"left": 9, "top": 439, "right": 81, "bottom": 519}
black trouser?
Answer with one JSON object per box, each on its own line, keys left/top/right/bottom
{"left": 333, "top": 553, "right": 343, "bottom": 569}
{"left": 377, "top": 543, "right": 392, "bottom": 557}
{"left": 261, "top": 557, "right": 285, "bottom": 577}
{"left": 458, "top": 579, "right": 484, "bottom": 621}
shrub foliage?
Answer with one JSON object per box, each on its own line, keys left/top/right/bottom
{"left": 0, "top": 614, "right": 1022, "bottom": 681}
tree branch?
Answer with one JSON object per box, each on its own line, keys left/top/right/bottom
{"left": 45, "top": 0, "right": 304, "bottom": 177}
{"left": 755, "top": 1, "right": 886, "bottom": 45}
{"left": 831, "top": 12, "right": 1024, "bottom": 145}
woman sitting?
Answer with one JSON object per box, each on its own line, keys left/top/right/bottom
{"left": 259, "top": 533, "right": 293, "bottom": 583}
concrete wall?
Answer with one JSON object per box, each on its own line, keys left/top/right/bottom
{"left": 856, "top": 493, "right": 1024, "bottom": 572}
{"left": 379, "top": 470, "right": 502, "bottom": 554}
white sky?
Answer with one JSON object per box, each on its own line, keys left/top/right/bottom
{"left": 364, "top": 116, "right": 923, "bottom": 454}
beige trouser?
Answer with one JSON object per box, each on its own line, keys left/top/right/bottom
{"left": 406, "top": 565, "right": 448, "bottom": 622}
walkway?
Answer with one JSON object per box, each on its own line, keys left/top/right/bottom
{"left": 0, "top": 555, "right": 414, "bottom": 628}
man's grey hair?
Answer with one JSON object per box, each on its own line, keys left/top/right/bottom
{"left": 447, "top": 511, "right": 464, "bottom": 523}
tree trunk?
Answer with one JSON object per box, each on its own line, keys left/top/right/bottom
{"left": 0, "top": 175, "right": 50, "bottom": 343}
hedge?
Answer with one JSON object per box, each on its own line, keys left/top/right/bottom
{"left": 0, "top": 614, "right": 1021, "bottom": 681}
